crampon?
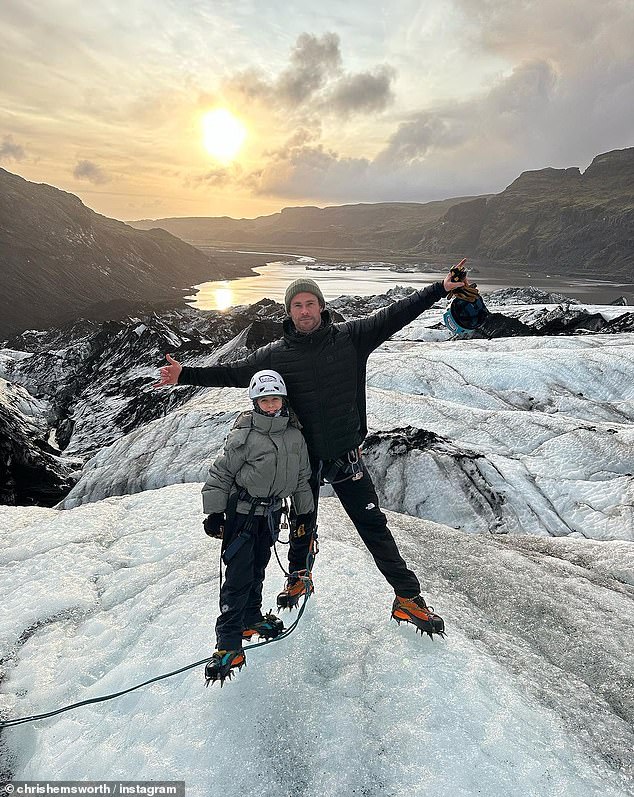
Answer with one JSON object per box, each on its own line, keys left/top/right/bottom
{"left": 242, "top": 612, "right": 284, "bottom": 641}
{"left": 276, "top": 570, "right": 314, "bottom": 610}
{"left": 392, "top": 595, "right": 446, "bottom": 639}
{"left": 204, "top": 649, "right": 246, "bottom": 687}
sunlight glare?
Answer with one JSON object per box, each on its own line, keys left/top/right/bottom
{"left": 202, "top": 109, "right": 247, "bottom": 163}
{"left": 215, "top": 287, "right": 233, "bottom": 310}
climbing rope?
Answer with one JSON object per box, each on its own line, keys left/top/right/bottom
{"left": 0, "top": 529, "right": 316, "bottom": 729}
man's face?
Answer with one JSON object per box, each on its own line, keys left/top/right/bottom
{"left": 289, "top": 291, "right": 322, "bottom": 333}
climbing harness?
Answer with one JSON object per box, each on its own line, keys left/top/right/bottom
{"left": 0, "top": 512, "right": 315, "bottom": 728}
{"left": 222, "top": 489, "right": 283, "bottom": 564}
{"left": 320, "top": 448, "right": 364, "bottom": 485}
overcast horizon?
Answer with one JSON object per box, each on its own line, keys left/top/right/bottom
{"left": 1, "top": 0, "right": 633, "bottom": 222}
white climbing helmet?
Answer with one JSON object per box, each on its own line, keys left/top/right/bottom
{"left": 248, "top": 369, "right": 287, "bottom": 399}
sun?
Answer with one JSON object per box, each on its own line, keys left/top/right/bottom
{"left": 202, "top": 108, "right": 247, "bottom": 163}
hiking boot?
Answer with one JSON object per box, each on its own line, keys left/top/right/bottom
{"left": 242, "top": 612, "right": 285, "bottom": 642}
{"left": 276, "top": 570, "right": 314, "bottom": 610}
{"left": 392, "top": 595, "right": 445, "bottom": 639}
{"left": 204, "top": 649, "right": 246, "bottom": 686}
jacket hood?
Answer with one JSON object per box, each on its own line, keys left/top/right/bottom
{"left": 252, "top": 410, "right": 289, "bottom": 433}
{"left": 234, "top": 409, "right": 289, "bottom": 434}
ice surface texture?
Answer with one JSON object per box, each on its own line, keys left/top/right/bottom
{"left": 1, "top": 485, "right": 633, "bottom": 794}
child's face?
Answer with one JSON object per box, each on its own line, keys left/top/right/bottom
{"left": 257, "top": 396, "right": 283, "bottom": 414}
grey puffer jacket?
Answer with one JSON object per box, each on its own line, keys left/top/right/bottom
{"left": 202, "top": 410, "right": 314, "bottom": 517}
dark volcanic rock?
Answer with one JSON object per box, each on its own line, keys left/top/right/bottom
{"left": 0, "top": 384, "right": 74, "bottom": 506}
{"left": 520, "top": 305, "right": 634, "bottom": 335}
{"left": 1, "top": 287, "right": 632, "bottom": 509}
{"left": 484, "top": 287, "right": 580, "bottom": 305}
{"left": 364, "top": 426, "right": 447, "bottom": 453}
{"left": 329, "top": 285, "right": 422, "bottom": 318}
{"left": 475, "top": 312, "right": 534, "bottom": 339}
{"left": 6, "top": 300, "right": 291, "bottom": 461}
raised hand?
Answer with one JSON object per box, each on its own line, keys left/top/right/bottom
{"left": 443, "top": 258, "right": 468, "bottom": 293}
{"left": 449, "top": 281, "right": 481, "bottom": 302}
{"left": 153, "top": 353, "right": 183, "bottom": 387}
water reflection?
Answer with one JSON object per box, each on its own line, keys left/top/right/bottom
{"left": 187, "top": 259, "right": 633, "bottom": 311}
{"left": 214, "top": 286, "right": 233, "bottom": 310}
{"left": 188, "top": 260, "right": 450, "bottom": 311}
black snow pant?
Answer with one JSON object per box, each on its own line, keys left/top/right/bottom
{"left": 216, "top": 512, "right": 278, "bottom": 650}
{"left": 289, "top": 456, "right": 420, "bottom": 598}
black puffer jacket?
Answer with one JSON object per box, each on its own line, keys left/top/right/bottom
{"left": 180, "top": 282, "right": 446, "bottom": 460}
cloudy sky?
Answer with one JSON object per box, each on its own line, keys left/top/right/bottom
{"left": 1, "top": 0, "right": 633, "bottom": 220}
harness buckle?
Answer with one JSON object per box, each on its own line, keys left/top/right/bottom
{"left": 280, "top": 499, "right": 289, "bottom": 529}
{"left": 347, "top": 448, "right": 364, "bottom": 481}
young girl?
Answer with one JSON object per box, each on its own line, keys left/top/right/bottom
{"left": 201, "top": 369, "right": 314, "bottom": 685}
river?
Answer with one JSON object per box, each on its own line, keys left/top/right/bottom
{"left": 187, "top": 254, "right": 633, "bottom": 310}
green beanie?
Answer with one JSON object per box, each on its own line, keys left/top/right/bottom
{"left": 284, "top": 278, "right": 326, "bottom": 313}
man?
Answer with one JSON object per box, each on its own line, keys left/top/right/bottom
{"left": 155, "top": 267, "right": 469, "bottom": 638}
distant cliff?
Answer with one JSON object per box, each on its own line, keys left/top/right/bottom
{"left": 130, "top": 197, "right": 479, "bottom": 253}
{"left": 413, "top": 148, "right": 634, "bottom": 277}
{"left": 130, "top": 148, "right": 633, "bottom": 279}
{"left": 0, "top": 169, "right": 235, "bottom": 338}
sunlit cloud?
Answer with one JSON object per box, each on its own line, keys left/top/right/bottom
{"left": 376, "top": 60, "right": 559, "bottom": 167}
{"left": 225, "top": 31, "right": 396, "bottom": 119}
{"left": 241, "top": 44, "right": 631, "bottom": 203}
{"left": 187, "top": 165, "right": 242, "bottom": 188}
{"left": 0, "top": 1, "right": 631, "bottom": 219}
{"left": 326, "top": 65, "right": 396, "bottom": 116}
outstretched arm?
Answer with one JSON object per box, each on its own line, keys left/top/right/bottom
{"left": 154, "top": 345, "right": 273, "bottom": 389}
{"left": 345, "top": 266, "right": 466, "bottom": 355}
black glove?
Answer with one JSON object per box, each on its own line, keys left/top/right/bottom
{"left": 204, "top": 513, "right": 225, "bottom": 539}
{"left": 292, "top": 513, "right": 313, "bottom": 539}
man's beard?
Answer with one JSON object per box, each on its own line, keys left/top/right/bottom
{"left": 296, "top": 319, "right": 323, "bottom": 335}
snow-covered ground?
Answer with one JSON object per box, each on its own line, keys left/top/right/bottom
{"left": 2, "top": 288, "right": 634, "bottom": 792}
{"left": 366, "top": 333, "right": 634, "bottom": 539}
{"left": 1, "top": 484, "right": 633, "bottom": 795}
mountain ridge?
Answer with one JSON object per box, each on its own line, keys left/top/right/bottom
{"left": 129, "top": 197, "right": 479, "bottom": 252}
{"left": 413, "top": 148, "right": 634, "bottom": 275}
{"left": 0, "top": 169, "right": 247, "bottom": 338}
{"left": 3, "top": 147, "right": 631, "bottom": 340}
{"left": 130, "top": 148, "right": 634, "bottom": 276}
